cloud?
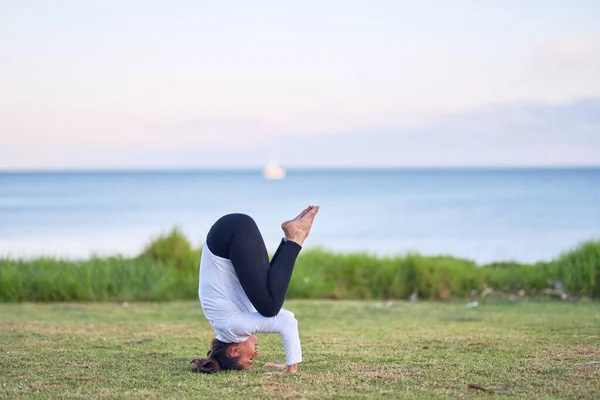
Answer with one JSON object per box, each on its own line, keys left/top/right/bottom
{"left": 273, "top": 97, "right": 600, "bottom": 167}
{"left": 140, "top": 117, "right": 289, "bottom": 149}
{"left": 0, "top": 107, "right": 287, "bottom": 151}
{"left": 2, "top": 97, "right": 598, "bottom": 169}
{"left": 518, "top": 34, "right": 600, "bottom": 102}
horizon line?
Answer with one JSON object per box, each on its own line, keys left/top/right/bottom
{"left": 1, "top": 165, "right": 600, "bottom": 173}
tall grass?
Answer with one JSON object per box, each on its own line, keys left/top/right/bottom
{"left": 1, "top": 229, "right": 598, "bottom": 302}
{"left": 0, "top": 256, "right": 190, "bottom": 302}
{"left": 553, "top": 240, "right": 600, "bottom": 297}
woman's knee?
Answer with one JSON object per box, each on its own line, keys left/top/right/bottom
{"left": 225, "top": 213, "right": 259, "bottom": 231}
{"left": 256, "top": 304, "right": 280, "bottom": 318}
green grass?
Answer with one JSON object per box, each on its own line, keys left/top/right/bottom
{"left": 1, "top": 228, "right": 599, "bottom": 302}
{"left": 1, "top": 300, "right": 599, "bottom": 399}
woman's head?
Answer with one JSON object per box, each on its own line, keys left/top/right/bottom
{"left": 191, "top": 335, "right": 259, "bottom": 374}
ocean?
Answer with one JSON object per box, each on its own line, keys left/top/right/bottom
{"left": 1, "top": 168, "right": 599, "bottom": 264}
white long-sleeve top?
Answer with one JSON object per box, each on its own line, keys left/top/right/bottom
{"left": 198, "top": 242, "right": 302, "bottom": 365}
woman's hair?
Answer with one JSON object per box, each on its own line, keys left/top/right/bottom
{"left": 190, "top": 338, "right": 242, "bottom": 374}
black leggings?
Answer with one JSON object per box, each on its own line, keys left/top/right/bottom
{"left": 206, "top": 213, "right": 302, "bottom": 317}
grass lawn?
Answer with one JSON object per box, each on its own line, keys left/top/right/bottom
{"left": 1, "top": 300, "right": 599, "bottom": 399}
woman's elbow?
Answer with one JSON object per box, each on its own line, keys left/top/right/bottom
{"left": 280, "top": 310, "right": 298, "bottom": 327}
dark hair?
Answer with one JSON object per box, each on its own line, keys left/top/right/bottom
{"left": 190, "top": 338, "right": 242, "bottom": 374}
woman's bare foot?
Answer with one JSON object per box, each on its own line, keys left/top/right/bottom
{"left": 281, "top": 205, "right": 312, "bottom": 231}
{"left": 281, "top": 205, "right": 319, "bottom": 247}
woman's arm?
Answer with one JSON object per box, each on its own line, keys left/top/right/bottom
{"left": 228, "top": 309, "right": 302, "bottom": 371}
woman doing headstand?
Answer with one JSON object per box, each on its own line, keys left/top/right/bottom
{"left": 191, "top": 205, "right": 319, "bottom": 374}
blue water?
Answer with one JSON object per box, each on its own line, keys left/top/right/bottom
{"left": 1, "top": 169, "right": 599, "bottom": 263}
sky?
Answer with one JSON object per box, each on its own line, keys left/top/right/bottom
{"left": 1, "top": 0, "right": 599, "bottom": 169}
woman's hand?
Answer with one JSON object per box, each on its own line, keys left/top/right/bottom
{"left": 263, "top": 362, "right": 286, "bottom": 369}
{"left": 264, "top": 362, "right": 298, "bottom": 374}
{"left": 286, "top": 364, "right": 298, "bottom": 373}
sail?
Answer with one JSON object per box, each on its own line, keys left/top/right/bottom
{"left": 263, "top": 157, "right": 286, "bottom": 179}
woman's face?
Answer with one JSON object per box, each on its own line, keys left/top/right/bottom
{"left": 231, "top": 335, "right": 259, "bottom": 369}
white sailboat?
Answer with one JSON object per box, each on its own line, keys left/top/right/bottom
{"left": 263, "top": 157, "right": 286, "bottom": 180}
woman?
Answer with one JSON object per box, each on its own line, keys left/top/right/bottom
{"left": 191, "top": 205, "right": 319, "bottom": 374}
